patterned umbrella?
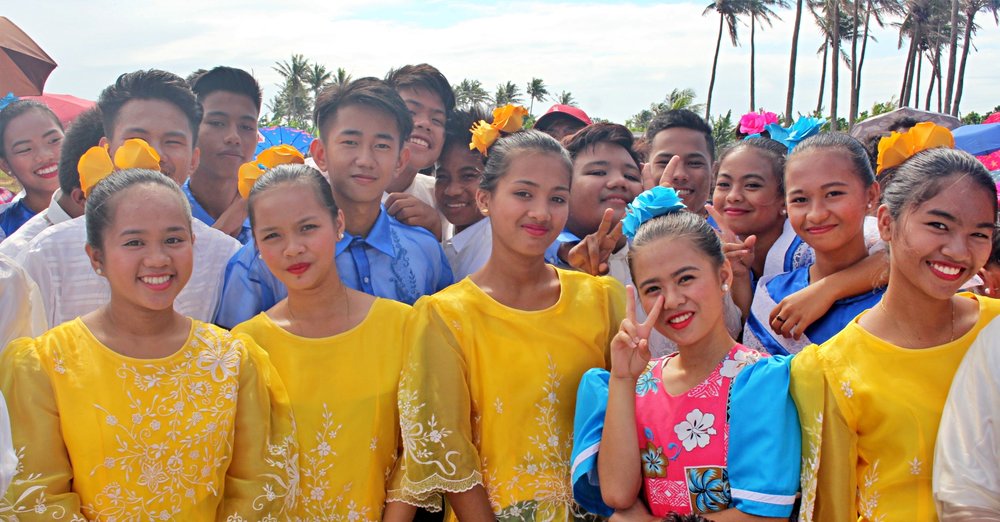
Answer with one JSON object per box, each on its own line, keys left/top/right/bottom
{"left": 0, "top": 17, "right": 56, "bottom": 96}
{"left": 849, "top": 107, "right": 962, "bottom": 139}
{"left": 255, "top": 126, "right": 314, "bottom": 158}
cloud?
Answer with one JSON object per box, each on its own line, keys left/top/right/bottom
{"left": 5, "top": 0, "right": 998, "bottom": 124}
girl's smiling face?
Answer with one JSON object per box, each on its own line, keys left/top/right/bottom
{"left": 712, "top": 147, "right": 785, "bottom": 237}
{"left": 0, "top": 107, "right": 63, "bottom": 198}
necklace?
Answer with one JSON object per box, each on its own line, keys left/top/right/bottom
{"left": 878, "top": 297, "right": 956, "bottom": 348}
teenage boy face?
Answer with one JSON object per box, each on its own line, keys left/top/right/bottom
{"left": 312, "top": 104, "right": 408, "bottom": 205}
{"left": 196, "top": 91, "right": 258, "bottom": 180}
{"left": 648, "top": 127, "right": 713, "bottom": 212}
{"left": 105, "top": 99, "right": 200, "bottom": 186}
{"left": 398, "top": 87, "right": 446, "bottom": 171}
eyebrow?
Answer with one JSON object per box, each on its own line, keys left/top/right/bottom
{"left": 787, "top": 180, "right": 848, "bottom": 196}
{"left": 926, "top": 208, "right": 994, "bottom": 229}
{"left": 120, "top": 225, "right": 188, "bottom": 236}
{"left": 404, "top": 98, "right": 446, "bottom": 116}
{"left": 652, "top": 151, "right": 709, "bottom": 162}
{"left": 10, "top": 129, "right": 62, "bottom": 149}
{"left": 205, "top": 110, "right": 257, "bottom": 121}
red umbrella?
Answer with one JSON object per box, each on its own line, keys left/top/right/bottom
{"left": 23, "top": 93, "right": 95, "bottom": 125}
{"left": 0, "top": 17, "right": 56, "bottom": 96}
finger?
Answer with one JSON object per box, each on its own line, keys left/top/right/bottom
{"left": 625, "top": 285, "right": 637, "bottom": 323}
{"left": 588, "top": 236, "right": 601, "bottom": 276}
{"left": 596, "top": 208, "right": 615, "bottom": 238}
{"left": 657, "top": 156, "right": 681, "bottom": 189}
{"left": 608, "top": 220, "right": 624, "bottom": 245}
{"left": 384, "top": 192, "right": 403, "bottom": 207}
{"left": 636, "top": 339, "right": 651, "bottom": 363}
{"left": 639, "top": 294, "right": 665, "bottom": 335}
{"left": 704, "top": 204, "right": 737, "bottom": 243}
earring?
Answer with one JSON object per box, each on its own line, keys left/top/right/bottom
{"left": 780, "top": 209, "right": 787, "bottom": 216}
{"left": 338, "top": 233, "right": 344, "bottom": 240}
{"left": 867, "top": 203, "right": 873, "bottom": 209}
{"left": 481, "top": 208, "right": 489, "bottom": 215}
{"left": 96, "top": 268, "right": 103, "bottom": 275}
{"left": 721, "top": 283, "right": 729, "bottom": 292}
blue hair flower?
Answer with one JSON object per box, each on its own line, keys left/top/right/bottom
{"left": 764, "top": 116, "right": 827, "bottom": 152}
{"left": 621, "top": 186, "right": 686, "bottom": 239}
{"left": 0, "top": 92, "right": 18, "bottom": 112}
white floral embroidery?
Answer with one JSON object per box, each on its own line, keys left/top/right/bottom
{"left": 195, "top": 330, "right": 242, "bottom": 382}
{"left": 674, "top": 409, "right": 717, "bottom": 451}
{"left": 719, "top": 349, "right": 761, "bottom": 378}
{"left": 494, "top": 397, "right": 504, "bottom": 414}
{"left": 909, "top": 457, "right": 922, "bottom": 475}
{"left": 841, "top": 380, "right": 854, "bottom": 398}
{"left": 858, "top": 459, "right": 886, "bottom": 522}
{"left": 799, "top": 412, "right": 823, "bottom": 522}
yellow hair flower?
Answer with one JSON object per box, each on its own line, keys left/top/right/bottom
{"left": 492, "top": 104, "right": 529, "bottom": 133}
{"left": 877, "top": 121, "right": 955, "bottom": 174}
{"left": 78, "top": 145, "right": 115, "bottom": 197}
{"left": 113, "top": 138, "right": 161, "bottom": 171}
{"left": 237, "top": 145, "right": 306, "bottom": 199}
{"left": 469, "top": 120, "right": 500, "bottom": 156}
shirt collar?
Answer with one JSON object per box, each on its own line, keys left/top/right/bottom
{"left": 181, "top": 179, "right": 215, "bottom": 226}
{"left": 335, "top": 206, "right": 395, "bottom": 258}
{"left": 46, "top": 189, "right": 73, "bottom": 225}
{"left": 449, "top": 217, "right": 490, "bottom": 252}
{"left": 558, "top": 229, "right": 582, "bottom": 243}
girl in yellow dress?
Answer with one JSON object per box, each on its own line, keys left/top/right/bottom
{"left": 391, "top": 129, "right": 626, "bottom": 521}
{"left": 0, "top": 169, "right": 295, "bottom": 520}
{"left": 790, "top": 147, "right": 999, "bottom": 520}
{"left": 232, "top": 164, "right": 414, "bottom": 521}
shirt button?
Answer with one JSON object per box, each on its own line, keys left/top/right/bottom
{"left": 363, "top": 277, "right": 370, "bottom": 283}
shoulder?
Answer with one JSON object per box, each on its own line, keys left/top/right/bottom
{"left": 230, "top": 313, "right": 271, "bottom": 338}
{"left": 373, "top": 297, "right": 414, "bottom": 317}
{"left": 558, "top": 268, "right": 623, "bottom": 295}
{"left": 386, "top": 213, "right": 442, "bottom": 247}
{"left": 2, "top": 320, "right": 86, "bottom": 365}
{"left": 26, "top": 215, "right": 85, "bottom": 249}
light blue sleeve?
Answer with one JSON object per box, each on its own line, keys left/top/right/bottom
{"left": 570, "top": 368, "right": 614, "bottom": 518}
{"left": 728, "top": 355, "right": 801, "bottom": 517}
{"left": 433, "top": 243, "right": 454, "bottom": 292}
{"left": 212, "top": 241, "right": 286, "bottom": 329}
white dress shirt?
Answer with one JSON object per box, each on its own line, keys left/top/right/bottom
{"left": 0, "top": 253, "right": 46, "bottom": 348}
{"left": 442, "top": 217, "right": 492, "bottom": 281}
{"left": 0, "top": 190, "right": 73, "bottom": 258}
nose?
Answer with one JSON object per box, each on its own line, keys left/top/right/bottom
{"left": 940, "top": 231, "right": 972, "bottom": 263}
{"left": 224, "top": 124, "right": 241, "bottom": 146}
{"left": 143, "top": 244, "right": 171, "bottom": 268}
{"left": 663, "top": 284, "right": 687, "bottom": 310}
{"left": 355, "top": 146, "right": 376, "bottom": 169}
{"left": 805, "top": 199, "right": 830, "bottom": 223}
{"left": 283, "top": 236, "right": 305, "bottom": 257}
{"left": 670, "top": 163, "right": 690, "bottom": 185}
{"left": 725, "top": 184, "right": 744, "bottom": 204}
{"left": 607, "top": 170, "right": 629, "bottom": 191}
{"left": 443, "top": 180, "right": 463, "bottom": 197}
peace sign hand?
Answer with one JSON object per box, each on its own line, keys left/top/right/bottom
{"left": 565, "top": 208, "right": 624, "bottom": 276}
{"left": 610, "top": 285, "right": 665, "bottom": 381}
{"left": 705, "top": 204, "right": 756, "bottom": 280}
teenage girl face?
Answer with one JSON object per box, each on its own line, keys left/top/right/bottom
{"left": 567, "top": 142, "right": 643, "bottom": 238}
{"left": 712, "top": 147, "right": 785, "bottom": 237}
{"left": 253, "top": 182, "right": 345, "bottom": 293}
{"left": 881, "top": 175, "right": 995, "bottom": 301}
{"left": 476, "top": 151, "right": 571, "bottom": 259}
{"left": 631, "top": 235, "right": 732, "bottom": 347}
{"left": 784, "top": 148, "right": 878, "bottom": 255}
{"left": 88, "top": 184, "right": 194, "bottom": 313}
{"left": 434, "top": 145, "right": 485, "bottom": 229}
{"left": 0, "top": 108, "right": 63, "bottom": 198}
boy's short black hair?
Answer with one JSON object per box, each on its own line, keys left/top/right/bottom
{"left": 441, "top": 106, "right": 489, "bottom": 159}
{"left": 97, "top": 69, "right": 202, "bottom": 145}
{"left": 58, "top": 106, "right": 105, "bottom": 193}
{"left": 562, "top": 122, "right": 641, "bottom": 168}
{"left": 384, "top": 63, "right": 456, "bottom": 113}
{"left": 188, "top": 66, "right": 263, "bottom": 111}
{"left": 645, "top": 109, "right": 716, "bottom": 160}
{"left": 313, "top": 77, "right": 413, "bottom": 147}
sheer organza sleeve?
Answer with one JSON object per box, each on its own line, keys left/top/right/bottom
{"left": 218, "top": 335, "right": 298, "bottom": 520}
{"left": 0, "top": 338, "right": 86, "bottom": 520}
{"left": 388, "top": 298, "right": 482, "bottom": 511}
{"left": 789, "top": 348, "right": 857, "bottom": 522}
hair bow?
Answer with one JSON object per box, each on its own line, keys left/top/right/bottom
{"left": 77, "top": 139, "right": 161, "bottom": 196}
{"left": 238, "top": 144, "right": 305, "bottom": 199}
{"left": 876, "top": 121, "right": 955, "bottom": 175}
{"left": 621, "top": 186, "right": 687, "bottom": 239}
{"left": 763, "top": 116, "right": 826, "bottom": 152}
{"left": 739, "top": 110, "right": 779, "bottom": 135}
{"left": 469, "top": 104, "right": 529, "bottom": 156}
{"left": 0, "top": 92, "right": 18, "bottom": 111}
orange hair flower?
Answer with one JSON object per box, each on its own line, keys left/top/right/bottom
{"left": 877, "top": 122, "right": 955, "bottom": 174}
{"left": 237, "top": 145, "right": 306, "bottom": 199}
{"left": 492, "top": 104, "right": 529, "bottom": 133}
{"left": 469, "top": 120, "right": 501, "bottom": 156}
{"left": 77, "top": 139, "right": 161, "bottom": 196}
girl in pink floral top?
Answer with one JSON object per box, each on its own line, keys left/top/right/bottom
{"left": 597, "top": 187, "right": 785, "bottom": 520}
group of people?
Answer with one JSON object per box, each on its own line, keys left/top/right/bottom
{"left": 0, "top": 61, "right": 996, "bottom": 521}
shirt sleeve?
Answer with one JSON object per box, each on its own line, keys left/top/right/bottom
{"left": 218, "top": 335, "right": 297, "bottom": 519}
{"left": 0, "top": 338, "right": 87, "bottom": 519}
{"left": 16, "top": 244, "right": 56, "bottom": 329}
{"left": 570, "top": 368, "right": 613, "bottom": 517}
{"left": 387, "top": 298, "right": 482, "bottom": 510}
{"left": 213, "top": 244, "right": 284, "bottom": 329}
{"left": 728, "top": 355, "right": 801, "bottom": 517}
{"left": 433, "top": 244, "right": 455, "bottom": 293}
{"left": 934, "top": 330, "right": 1000, "bottom": 518}
{"left": 0, "top": 256, "right": 47, "bottom": 349}
{"left": 789, "top": 347, "right": 858, "bottom": 521}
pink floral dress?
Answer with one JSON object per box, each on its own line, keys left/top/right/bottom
{"left": 633, "top": 344, "right": 765, "bottom": 516}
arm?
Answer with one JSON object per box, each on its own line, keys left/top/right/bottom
{"left": 770, "top": 251, "right": 887, "bottom": 339}
{"left": 386, "top": 193, "right": 444, "bottom": 241}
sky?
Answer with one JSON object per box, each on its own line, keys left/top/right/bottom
{"left": 5, "top": 0, "right": 999, "bottom": 124}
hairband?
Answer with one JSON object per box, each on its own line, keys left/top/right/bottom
{"left": 77, "top": 139, "right": 161, "bottom": 196}
{"left": 876, "top": 121, "right": 955, "bottom": 175}
{"left": 469, "top": 104, "right": 529, "bottom": 155}
{"left": 238, "top": 144, "right": 305, "bottom": 199}
{"left": 0, "top": 92, "right": 18, "bottom": 112}
{"left": 753, "top": 116, "right": 826, "bottom": 151}
{"left": 621, "top": 186, "right": 687, "bottom": 239}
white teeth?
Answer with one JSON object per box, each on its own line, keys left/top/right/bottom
{"left": 446, "top": 203, "right": 467, "bottom": 208}
{"left": 35, "top": 165, "right": 57, "bottom": 175}
{"left": 141, "top": 275, "right": 170, "bottom": 285}
{"left": 931, "top": 263, "right": 961, "bottom": 275}
{"left": 669, "top": 312, "right": 693, "bottom": 324}
{"left": 409, "top": 137, "right": 430, "bottom": 147}
{"left": 675, "top": 189, "right": 693, "bottom": 197}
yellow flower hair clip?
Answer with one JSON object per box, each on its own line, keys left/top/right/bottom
{"left": 77, "top": 139, "right": 161, "bottom": 196}
{"left": 469, "top": 104, "right": 529, "bottom": 156}
{"left": 238, "top": 144, "right": 306, "bottom": 199}
{"left": 876, "top": 121, "right": 955, "bottom": 174}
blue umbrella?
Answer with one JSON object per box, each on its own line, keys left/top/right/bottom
{"left": 952, "top": 123, "right": 1000, "bottom": 156}
{"left": 255, "top": 126, "right": 314, "bottom": 157}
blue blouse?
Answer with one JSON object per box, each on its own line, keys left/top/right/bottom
{"left": 0, "top": 199, "right": 36, "bottom": 237}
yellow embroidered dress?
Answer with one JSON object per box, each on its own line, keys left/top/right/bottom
{"left": 233, "top": 298, "right": 412, "bottom": 521}
{"left": 390, "top": 269, "right": 625, "bottom": 521}
{"left": 0, "top": 318, "right": 296, "bottom": 521}
{"left": 790, "top": 294, "right": 1000, "bottom": 521}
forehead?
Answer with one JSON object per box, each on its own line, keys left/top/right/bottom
{"left": 397, "top": 86, "right": 446, "bottom": 113}
{"left": 439, "top": 145, "right": 484, "bottom": 171}
{"left": 4, "top": 108, "right": 61, "bottom": 144}
{"left": 323, "top": 103, "right": 400, "bottom": 140}
{"left": 113, "top": 99, "right": 192, "bottom": 140}
{"left": 785, "top": 148, "right": 857, "bottom": 188}
{"left": 573, "top": 141, "right": 637, "bottom": 168}
{"left": 719, "top": 147, "right": 778, "bottom": 179}
{"left": 109, "top": 183, "right": 188, "bottom": 223}
{"left": 200, "top": 91, "right": 259, "bottom": 119}
{"left": 501, "top": 152, "right": 571, "bottom": 186}
{"left": 632, "top": 234, "right": 713, "bottom": 274}
{"left": 910, "top": 175, "right": 997, "bottom": 223}
{"left": 649, "top": 127, "right": 710, "bottom": 160}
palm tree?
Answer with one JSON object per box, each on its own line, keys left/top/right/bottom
{"left": 454, "top": 79, "right": 491, "bottom": 110}
{"left": 556, "top": 91, "right": 577, "bottom": 106}
{"left": 850, "top": 0, "right": 904, "bottom": 125}
{"left": 331, "top": 67, "right": 353, "bottom": 88}
{"left": 272, "top": 54, "right": 312, "bottom": 126}
{"left": 952, "top": 0, "right": 999, "bottom": 114}
{"left": 664, "top": 88, "right": 705, "bottom": 113}
{"left": 943, "top": 0, "right": 961, "bottom": 111}
{"left": 828, "top": 0, "right": 842, "bottom": 130}
{"left": 494, "top": 81, "right": 523, "bottom": 107}
{"left": 703, "top": 0, "right": 750, "bottom": 119}
{"left": 306, "top": 63, "right": 331, "bottom": 101}
{"left": 785, "top": 0, "right": 805, "bottom": 123}
{"left": 526, "top": 78, "right": 550, "bottom": 115}
{"left": 747, "top": 0, "right": 788, "bottom": 111}
{"left": 898, "top": 0, "right": 935, "bottom": 106}
{"left": 809, "top": 0, "right": 855, "bottom": 129}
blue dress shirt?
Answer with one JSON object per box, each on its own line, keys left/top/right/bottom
{"left": 182, "top": 179, "right": 253, "bottom": 244}
{"left": 213, "top": 206, "right": 454, "bottom": 328}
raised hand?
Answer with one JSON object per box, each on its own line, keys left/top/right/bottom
{"left": 610, "top": 286, "right": 664, "bottom": 381}
{"left": 385, "top": 193, "right": 444, "bottom": 240}
{"left": 565, "top": 208, "right": 624, "bottom": 276}
{"left": 705, "top": 204, "right": 756, "bottom": 280}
